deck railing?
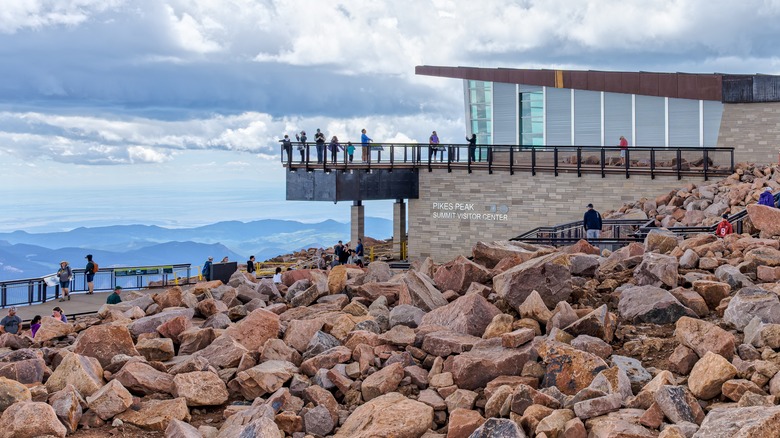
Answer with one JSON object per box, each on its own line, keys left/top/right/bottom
{"left": 280, "top": 142, "right": 735, "bottom": 180}
{"left": 0, "top": 264, "right": 192, "bottom": 308}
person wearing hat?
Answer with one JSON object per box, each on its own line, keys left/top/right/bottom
{"left": 56, "top": 260, "right": 72, "bottom": 301}
{"left": 758, "top": 187, "right": 776, "bottom": 207}
{"left": 583, "top": 203, "right": 603, "bottom": 241}
{"left": 202, "top": 257, "right": 213, "bottom": 281}
{"left": 106, "top": 286, "right": 122, "bottom": 305}
{"left": 85, "top": 254, "right": 97, "bottom": 295}
{"left": 0, "top": 307, "right": 21, "bottom": 334}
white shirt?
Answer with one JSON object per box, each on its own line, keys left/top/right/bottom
{"left": 272, "top": 273, "right": 282, "bottom": 284}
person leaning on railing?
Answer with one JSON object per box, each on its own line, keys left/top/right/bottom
{"left": 467, "top": 134, "right": 477, "bottom": 162}
{"left": 361, "top": 129, "right": 372, "bottom": 163}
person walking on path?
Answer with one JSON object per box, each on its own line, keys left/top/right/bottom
{"left": 361, "top": 129, "right": 372, "bottom": 162}
{"left": 106, "top": 286, "right": 122, "bottom": 304}
{"left": 355, "top": 238, "right": 365, "bottom": 263}
{"left": 429, "top": 131, "right": 441, "bottom": 161}
{"left": 295, "top": 131, "right": 307, "bottom": 163}
{"left": 583, "top": 204, "right": 603, "bottom": 240}
{"left": 52, "top": 307, "right": 67, "bottom": 323}
{"left": 0, "top": 307, "right": 21, "bottom": 334}
{"left": 467, "top": 133, "right": 477, "bottom": 162}
{"left": 247, "top": 256, "right": 256, "bottom": 275}
{"left": 315, "top": 129, "right": 326, "bottom": 164}
{"left": 85, "top": 254, "right": 97, "bottom": 295}
{"left": 328, "top": 136, "right": 342, "bottom": 163}
{"left": 57, "top": 260, "right": 72, "bottom": 301}
{"left": 202, "top": 257, "right": 213, "bottom": 281}
{"left": 716, "top": 214, "right": 734, "bottom": 237}
{"left": 758, "top": 187, "right": 776, "bottom": 207}
{"left": 618, "top": 136, "right": 629, "bottom": 166}
{"left": 281, "top": 134, "right": 293, "bottom": 162}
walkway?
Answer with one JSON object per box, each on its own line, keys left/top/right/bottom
{"left": 12, "top": 290, "right": 147, "bottom": 322}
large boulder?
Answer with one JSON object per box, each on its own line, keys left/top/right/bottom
{"left": 724, "top": 287, "right": 780, "bottom": 330}
{"left": 419, "top": 294, "right": 501, "bottom": 337}
{"left": 115, "top": 397, "right": 190, "bottom": 431}
{"left": 153, "top": 286, "right": 184, "bottom": 309}
{"left": 433, "top": 255, "right": 492, "bottom": 294}
{"left": 688, "top": 352, "right": 737, "bottom": 400}
{"left": 45, "top": 352, "right": 104, "bottom": 398}
{"left": 194, "top": 334, "right": 249, "bottom": 369}
{"left": 334, "top": 392, "right": 433, "bottom": 438}
{"left": 235, "top": 360, "right": 298, "bottom": 400}
{"left": 48, "top": 384, "right": 83, "bottom": 434}
{"left": 674, "top": 317, "right": 735, "bottom": 360}
{"left": 361, "top": 362, "right": 405, "bottom": 401}
{"left": 398, "top": 270, "right": 448, "bottom": 311}
{"left": 0, "top": 376, "right": 31, "bottom": 411}
{"left": 694, "top": 405, "right": 780, "bottom": 437}
{"left": 747, "top": 203, "right": 780, "bottom": 236}
{"left": 351, "top": 282, "right": 404, "bottom": 304}
{"left": 472, "top": 240, "right": 553, "bottom": 269}
{"left": 73, "top": 325, "right": 140, "bottom": 368}
{"left": 172, "top": 371, "right": 228, "bottom": 406}
{"left": 223, "top": 308, "right": 280, "bottom": 351}
{"left": 633, "top": 252, "right": 679, "bottom": 288}
{"left": 644, "top": 228, "right": 681, "bottom": 254}
{"left": 34, "top": 316, "right": 74, "bottom": 343}
{"left": 0, "top": 357, "right": 47, "bottom": 384}
{"left": 86, "top": 379, "right": 133, "bottom": 420}
{"left": 112, "top": 361, "right": 174, "bottom": 395}
{"left": 0, "top": 401, "right": 67, "bottom": 438}
{"left": 493, "top": 252, "right": 572, "bottom": 309}
{"left": 618, "top": 285, "right": 694, "bottom": 324}
{"left": 537, "top": 340, "right": 608, "bottom": 395}
{"left": 469, "top": 418, "right": 526, "bottom": 438}
{"left": 447, "top": 340, "right": 537, "bottom": 390}
{"left": 128, "top": 308, "right": 195, "bottom": 337}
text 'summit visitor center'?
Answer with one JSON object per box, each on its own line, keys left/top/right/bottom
{"left": 285, "top": 66, "right": 780, "bottom": 262}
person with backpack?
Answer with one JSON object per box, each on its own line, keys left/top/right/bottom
{"left": 85, "top": 254, "right": 97, "bottom": 295}
{"left": 57, "top": 260, "right": 72, "bottom": 301}
{"left": 715, "top": 214, "right": 733, "bottom": 237}
{"left": 202, "top": 257, "right": 213, "bottom": 281}
{"left": 281, "top": 134, "right": 293, "bottom": 163}
{"left": 247, "top": 255, "right": 256, "bottom": 276}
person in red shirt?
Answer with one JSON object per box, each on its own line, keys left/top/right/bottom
{"left": 715, "top": 213, "right": 733, "bottom": 237}
{"left": 618, "top": 136, "right": 629, "bottom": 165}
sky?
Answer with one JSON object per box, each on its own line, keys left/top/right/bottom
{"left": 3, "top": 0, "right": 780, "bottom": 232}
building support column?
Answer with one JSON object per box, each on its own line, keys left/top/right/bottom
{"left": 351, "top": 201, "right": 364, "bottom": 247}
{"left": 393, "top": 199, "right": 407, "bottom": 260}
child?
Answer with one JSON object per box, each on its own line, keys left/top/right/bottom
{"left": 346, "top": 142, "right": 355, "bottom": 163}
{"left": 30, "top": 315, "right": 42, "bottom": 338}
{"left": 273, "top": 267, "right": 283, "bottom": 284}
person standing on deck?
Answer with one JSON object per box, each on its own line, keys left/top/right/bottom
{"left": 361, "top": 129, "right": 372, "bottom": 162}
{"left": 618, "top": 136, "right": 629, "bottom": 166}
{"left": 315, "top": 129, "right": 326, "bottom": 164}
{"left": 429, "top": 131, "right": 440, "bottom": 161}
{"left": 467, "top": 133, "right": 477, "bottom": 162}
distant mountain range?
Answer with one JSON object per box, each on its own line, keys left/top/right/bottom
{"left": 0, "top": 218, "right": 392, "bottom": 281}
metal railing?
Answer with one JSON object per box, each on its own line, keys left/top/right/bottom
{"left": 511, "top": 191, "right": 778, "bottom": 249}
{"left": 280, "top": 142, "right": 735, "bottom": 180}
{"left": 0, "top": 264, "right": 192, "bottom": 309}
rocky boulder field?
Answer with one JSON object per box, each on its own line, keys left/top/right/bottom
{"left": 2, "top": 166, "right": 780, "bottom": 437}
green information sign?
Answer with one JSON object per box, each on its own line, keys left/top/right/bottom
{"left": 114, "top": 266, "right": 173, "bottom": 277}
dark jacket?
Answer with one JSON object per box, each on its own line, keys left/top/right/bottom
{"left": 583, "top": 209, "right": 602, "bottom": 230}
{"left": 247, "top": 260, "right": 256, "bottom": 274}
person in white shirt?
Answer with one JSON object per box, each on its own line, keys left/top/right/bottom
{"left": 272, "top": 267, "right": 282, "bottom": 284}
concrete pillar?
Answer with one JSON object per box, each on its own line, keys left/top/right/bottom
{"left": 393, "top": 199, "right": 407, "bottom": 259}
{"left": 351, "top": 201, "right": 364, "bottom": 246}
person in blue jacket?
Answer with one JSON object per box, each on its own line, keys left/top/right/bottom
{"left": 202, "top": 257, "right": 213, "bottom": 281}
{"left": 583, "top": 203, "right": 603, "bottom": 240}
{"left": 758, "top": 187, "right": 776, "bottom": 207}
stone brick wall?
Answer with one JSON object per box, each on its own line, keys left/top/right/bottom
{"left": 407, "top": 171, "right": 703, "bottom": 263}
{"left": 718, "top": 102, "right": 780, "bottom": 165}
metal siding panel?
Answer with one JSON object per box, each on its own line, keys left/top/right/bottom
{"left": 546, "top": 87, "right": 572, "bottom": 146}
{"left": 570, "top": 71, "right": 589, "bottom": 90}
{"left": 668, "top": 98, "right": 700, "bottom": 147}
{"left": 622, "top": 73, "right": 641, "bottom": 95}
{"left": 602, "top": 72, "right": 624, "bottom": 94}
{"left": 493, "top": 82, "right": 518, "bottom": 144}
{"left": 678, "top": 74, "right": 701, "bottom": 100}
{"left": 754, "top": 75, "right": 780, "bottom": 102}
{"left": 588, "top": 71, "right": 605, "bottom": 92}
{"left": 698, "top": 75, "right": 723, "bottom": 101}
{"left": 574, "top": 90, "right": 601, "bottom": 145}
{"left": 604, "top": 92, "right": 633, "bottom": 147}
{"left": 635, "top": 95, "right": 666, "bottom": 146}
{"left": 703, "top": 101, "right": 724, "bottom": 146}
{"left": 639, "top": 73, "right": 660, "bottom": 97}
{"left": 658, "top": 74, "right": 678, "bottom": 98}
